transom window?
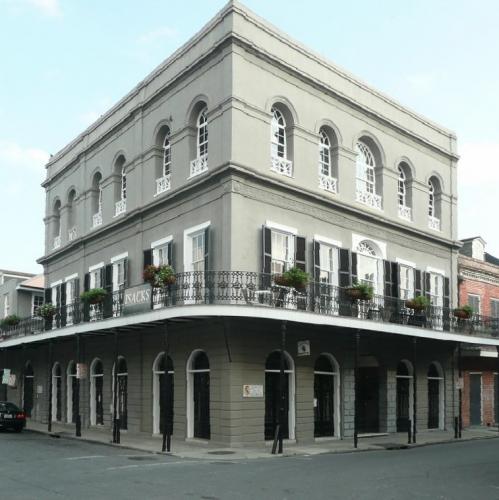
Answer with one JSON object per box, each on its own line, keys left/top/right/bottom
{"left": 197, "top": 108, "right": 208, "bottom": 158}
{"left": 271, "top": 231, "right": 294, "bottom": 274}
{"left": 355, "top": 142, "right": 376, "bottom": 194}
{"left": 319, "top": 130, "right": 331, "bottom": 176}
{"left": 191, "top": 233, "right": 205, "bottom": 272}
{"left": 162, "top": 130, "right": 171, "bottom": 177}
{"left": 271, "top": 108, "right": 286, "bottom": 159}
{"left": 398, "top": 167, "right": 407, "bottom": 207}
{"left": 399, "top": 265, "right": 414, "bottom": 300}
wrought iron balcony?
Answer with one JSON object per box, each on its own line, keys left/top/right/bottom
{"left": 356, "top": 188, "right": 382, "bottom": 210}
{"left": 318, "top": 174, "right": 338, "bottom": 194}
{"left": 92, "top": 211, "right": 102, "bottom": 228}
{"left": 155, "top": 174, "right": 171, "bottom": 195}
{"left": 53, "top": 235, "right": 61, "bottom": 250}
{"left": 428, "top": 216, "right": 441, "bottom": 231}
{"left": 115, "top": 199, "right": 126, "bottom": 217}
{"left": 398, "top": 205, "right": 412, "bottom": 221}
{"left": 189, "top": 155, "right": 208, "bottom": 178}
{"left": 271, "top": 156, "right": 293, "bottom": 177}
{"left": 2, "top": 272, "right": 499, "bottom": 343}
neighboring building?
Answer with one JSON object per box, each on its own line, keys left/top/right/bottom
{"left": 0, "top": 2, "right": 497, "bottom": 448}
{"left": 458, "top": 237, "right": 499, "bottom": 427}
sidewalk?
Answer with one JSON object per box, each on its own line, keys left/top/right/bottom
{"left": 26, "top": 420, "right": 499, "bottom": 461}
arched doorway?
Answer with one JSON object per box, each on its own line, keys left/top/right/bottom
{"left": 396, "top": 360, "right": 414, "bottom": 432}
{"left": 113, "top": 357, "right": 128, "bottom": 430}
{"left": 66, "top": 361, "right": 77, "bottom": 424}
{"left": 314, "top": 354, "right": 340, "bottom": 438}
{"left": 187, "top": 350, "right": 210, "bottom": 439}
{"left": 152, "top": 353, "right": 174, "bottom": 435}
{"left": 51, "top": 363, "right": 62, "bottom": 422}
{"left": 23, "top": 362, "right": 34, "bottom": 417}
{"left": 264, "top": 351, "right": 295, "bottom": 440}
{"left": 90, "top": 359, "right": 104, "bottom": 426}
{"left": 428, "top": 362, "right": 444, "bottom": 429}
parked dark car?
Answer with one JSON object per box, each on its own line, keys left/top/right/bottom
{"left": 0, "top": 402, "right": 26, "bottom": 432}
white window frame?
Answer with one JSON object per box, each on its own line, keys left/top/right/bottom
{"left": 3, "top": 294, "right": 10, "bottom": 318}
{"left": 399, "top": 264, "right": 415, "bottom": 301}
{"left": 186, "top": 350, "right": 210, "bottom": 439}
{"left": 88, "top": 263, "right": 104, "bottom": 289}
{"left": 271, "top": 107, "right": 287, "bottom": 160}
{"left": 491, "top": 298, "right": 499, "bottom": 319}
{"left": 467, "top": 293, "right": 481, "bottom": 316}
{"left": 151, "top": 235, "right": 173, "bottom": 267}
{"left": 183, "top": 222, "right": 210, "bottom": 273}
{"left": 31, "top": 295, "right": 44, "bottom": 317}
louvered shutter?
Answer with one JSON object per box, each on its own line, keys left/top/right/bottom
{"left": 73, "top": 278, "right": 80, "bottom": 324}
{"left": 143, "top": 249, "right": 153, "bottom": 268}
{"left": 60, "top": 282, "right": 67, "bottom": 327}
{"left": 204, "top": 227, "right": 210, "bottom": 271}
{"left": 338, "top": 248, "right": 352, "bottom": 316}
{"left": 424, "top": 272, "right": 432, "bottom": 299}
{"left": 262, "top": 226, "right": 272, "bottom": 288}
{"left": 351, "top": 252, "right": 358, "bottom": 284}
{"left": 167, "top": 242, "right": 173, "bottom": 268}
{"left": 442, "top": 277, "right": 451, "bottom": 331}
{"left": 44, "top": 288, "right": 52, "bottom": 330}
{"left": 313, "top": 240, "right": 321, "bottom": 310}
{"left": 83, "top": 273, "right": 90, "bottom": 322}
{"left": 384, "top": 261, "right": 399, "bottom": 298}
{"left": 84, "top": 273, "right": 90, "bottom": 292}
{"left": 123, "top": 258, "right": 129, "bottom": 288}
{"left": 414, "top": 270, "right": 422, "bottom": 297}
{"left": 103, "top": 264, "right": 113, "bottom": 319}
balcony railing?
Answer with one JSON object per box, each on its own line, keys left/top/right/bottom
{"left": 271, "top": 156, "right": 293, "bottom": 177}
{"left": 155, "top": 174, "right": 171, "bottom": 195}
{"left": 115, "top": 199, "right": 126, "bottom": 217}
{"left": 1, "top": 272, "right": 499, "bottom": 343}
{"left": 428, "top": 215, "right": 441, "bottom": 231}
{"left": 189, "top": 155, "right": 208, "bottom": 178}
{"left": 53, "top": 235, "right": 61, "bottom": 250}
{"left": 92, "top": 211, "right": 102, "bottom": 228}
{"left": 68, "top": 227, "right": 77, "bottom": 241}
{"left": 356, "top": 189, "right": 382, "bottom": 210}
{"left": 319, "top": 174, "right": 338, "bottom": 194}
{"left": 398, "top": 205, "right": 412, "bottom": 221}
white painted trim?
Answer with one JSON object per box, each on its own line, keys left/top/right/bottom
{"left": 352, "top": 233, "right": 387, "bottom": 259}
{"left": 427, "top": 266, "right": 445, "bottom": 276}
{"left": 183, "top": 221, "right": 211, "bottom": 237}
{"left": 396, "top": 258, "right": 416, "bottom": 268}
{"left": 151, "top": 235, "right": 173, "bottom": 249}
{"left": 2, "top": 304, "right": 499, "bottom": 349}
{"left": 183, "top": 221, "right": 210, "bottom": 274}
{"left": 50, "top": 279, "right": 63, "bottom": 288}
{"left": 479, "top": 350, "right": 498, "bottom": 358}
{"left": 314, "top": 235, "right": 342, "bottom": 248}
{"left": 186, "top": 349, "right": 210, "bottom": 439}
{"left": 111, "top": 252, "right": 128, "bottom": 264}
{"left": 64, "top": 273, "right": 78, "bottom": 282}
{"left": 265, "top": 220, "right": 298, "bottom": 236}
{"left": 89, "top": 262, "right": 105, "bottom": 272}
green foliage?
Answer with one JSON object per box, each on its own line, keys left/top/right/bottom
{"left": 80, "top": 288, "right": 107, "bottom": 304}
{"left": 143, "top": 265, "right": 176, "bottom": 287}
{"left": 453, "top": 304, "right": 473, "bottom": 319}
{"left": 37, "top": 303, "right": 56, "bottom": 319}
{"left": 405, "top": 295, "right": 430, "bottom": 310}
{"left": 274, "top": 267, "right": 310, "bottom": 290}
{"left": 345, "top": 281, "right": 374, "bottom": 301}
{"left": 0, "top": 314, "right": 21, "bottom": 328}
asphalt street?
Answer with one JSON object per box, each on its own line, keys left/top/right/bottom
{"left": 1, "top": 430, "right": 499, "bottom": 500}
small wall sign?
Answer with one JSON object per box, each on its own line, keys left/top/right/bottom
{"left": 456, "top": 377, "right": 464, "bottom": 390}
{"left": 123, "top": 284, "right": 152, "bottom": 315}
{"left": 8, "top": 374, "right": 16, "bottom": 388}
{"left": 297, "top": 340, "right": 310, "bottom": 357}
{"left": 243, "top": 384, "right": 264, "bottom": 398}
{"left": 2, "top": 368, "right": 11, "bottom": 384}
{"left": 77, "top": 363, "right": 88, "bottom": 379}
{"left": 36, "top": 385, "right": 43, "bottom": 394}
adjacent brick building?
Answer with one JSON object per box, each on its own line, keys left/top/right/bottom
{"left": 458, "top": 237, "right": 499, "bottom": 427}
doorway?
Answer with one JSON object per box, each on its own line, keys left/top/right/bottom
{"left": 357, "top": 367, "right": 379, "bottom": 433}
{"left": 470, "top": 373, "right": 482, "bottom": 426}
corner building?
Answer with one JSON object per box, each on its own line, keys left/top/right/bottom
{"left": 2, "top": 1, "right": 498, "bottom": 448}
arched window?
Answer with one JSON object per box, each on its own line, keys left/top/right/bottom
{"left": 314, "top": 354, "right": 340, "bottom": 438}
{"left": 397, "top": 163, "right": 412, "bottom": 221}
{"left": 114, "top": 155, "right": 127, "bottom": 216}
{"left": 264, "top": 350, "right": 295, "bottom": 440}
{"left": 156, "top": 127, "right": 172, "bottom": 195}
{"left": 355, "top": 141, "right": 382, "bottom": 209}
{"left": 396, "top": 360, "right": 414, "bottom": 432}
{"left": 163, "top": 130, "right": 171, "bottom": 177}
{"left": 270, "top": 106, "right": 293, "bottom": 177}
{"left": 318, "top": 129, "right": 338, "bottom": 194}
{"left": 190, "top": 108, "right": 208, "bottom": 177}
{"left": 66, "top": 361, "right": 77, "bottom": 424}
{"left": 186, "top": 350, "right": 210, "bottom": 439}
{"left": 152, "top": 353, "right": 174, "bottom": 435}
{"left": 113, "top": 357, "right": 128, "bottom": 430}
{"left": 53, "top": 200, "right": 61, "bottom": 249}
{"left": 356, "top": 240, "right": 382, "bottom": 294}
{"left": 91, "top": 173, "right": 103, "bottom": 228}
{"left": 428, "top": 178, "right": 441, "bottom": 231}
{"left": 428, "top": 179, "right": 435, "bottom": 217}
{"left": 67, "top": 190, "right": 77, "bottom": 241}
{"left": 90, "top": 359, "right": 104, "bottom": 426}
{"left": 427, "top": 362, "right": 444, "bottom": 429}
{"left": 51, "top": 363, "right": 62, "bottom": 422}
{"left": 398, "top": 167, "right": 407, "bottom": 206}
{"left": 23, "top": 362, "right": 34, "bottom": 418}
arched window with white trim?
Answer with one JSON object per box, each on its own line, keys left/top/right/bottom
{"left": 396, "top": 360, "right": 414, "bottom": 432}
{"left": 356, "top": 240, "right": 383, "bottom": 295}
{"left": 318, "top": 128, "right": 338, "bottom": 194}
{"left": 152, "top": 353, "right": 174, "bottom": 435}
{"left": 314, "top": 354, "right": 340, "bottom": 438}
{"left": 270, "top": 106, "right": 293, "bottom": 177}
{"left": 90, "top": 359, "right": 104, "bottom": 426}
{"left": 428, "top": 177, "right": 441, "bottom": 231}
{"left": 186, "top": 350, "right": 210, "bottom": 439}
{"left": 264, "top": 350, "right": 295, "bottom": 440}
{"left": 51, "top": 363, "right": 62, "bottom": 422}
{"left": 114, "top": 155, "right": 127, "bottom": 216}
{"left": 66, "top": 361, "right": 77, "bottom": 424}
{"left": 52, "top": 200, "right": 61, "bottom": 249}
{"left": 427, "top": 362, "right": 444, "bottom": 429}
{"left": 355, "top": 140, "right": 382, "bottom": 209}
{"left": 91, "top": 172, "right": 103, "bottom": 228}
{"left": 190, "top": 107, "right": 208, "bottom": 177}
{"left": 155, "top": 126, "right": 172, "bottom": 195}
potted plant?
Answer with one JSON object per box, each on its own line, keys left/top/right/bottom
{"left": 453, "top": 304, "right": 473, "bottom": 320}
{"left": 0, "top": 315, "right": 20, "bottom": 329}
{"left": 274, "top": 274, "right": 291, "bottom": 287}
{"left": 276, "top": 267, "right": 310, "bottom": 291}
{"left": 345, "top": 282, "right": 373, "bottom": 301}
{"left": 143, "top": 265, "right": 158, "bottom": 286}
{"left": 80, "top": 288, "right": 107, "bottom": 305}
{"left": 405, "top": 295, "right": 430, "bottom": 311}
{"left": 143, "top": 265, "right": 176, "bottom": 287}
{"left": 37, "top": 303, "right": 56, "bottom": 319}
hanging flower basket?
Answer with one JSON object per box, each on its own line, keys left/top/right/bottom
{"left": 80, "top": 288, "right": 107, "bottom": 305}
{"left": 345, "top": 283, "right": 373, "bottom": 301}
{"left": 0, "top": 315, "right": 21, "bottom": 329}
{"left": 143, "top": 265, "right": 176, "bottom": 288}
{"left": 453, "top": 305, "right": 473, "bottom": 320}
{"left": 274, "top": 268, "right": 309, "bottom": 291}
{"left": 405, "top": 296, "right": 430, "bottom": 312}
{"left": 37, "top": 303, "right": 56, "bottom": 319}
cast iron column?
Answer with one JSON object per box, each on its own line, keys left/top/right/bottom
{"left": 112, "top": 330, "right": 120, "bottom": 444}
{"left": 47, "top": 342, "right": 53, "bottom": 433}
{"left": 162, "top": 321, "right": 172, "bottom": 453}
{"left": 278, "top": 321, "right": 287, "bottom": 454}
{"left": 354, "top": 330, "right": 360, "bottom": 448}
{"left": 458, "top": 342, "right": 462, "bottom": 438}
{"left": 497, "top": 345, "right": 499, "bottom": 433}
{"left": 75, "top": 334, "right": 81, "bottom": 437}
{"left": 412, "top": 337, "right": 417, "bottom": 444}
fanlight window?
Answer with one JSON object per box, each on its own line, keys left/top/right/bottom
{"left": 271, "top": 108, "right": 286, "bottom": 159}
{"left": 356, "top": 241, "right": 379, "bottom": 293}
{"left": 355, "top": 142, "right": 376, "bottom": 194}
{"left": 162, "top": 130, "right": 171, "bottom": 177}
{"left": 197, "top": 109, "right": 208, "bottom": 159}
{"left": 398, "top": 167, "right": 407, "bottom": 207}
{"left": 319, "top": 130, "right": 331, "bottom": 176}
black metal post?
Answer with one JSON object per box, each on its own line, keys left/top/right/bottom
{"left": 497, "top": 345, "right": 499, "bottom": 434}
{"left": 412, "top": 337, "right": 417, "bottom": 444}
{"left": 112, "top": 331, "right": 120, "bottom": 444}
{"left": 407, "top": 418, "right": 412, "bottom": 444}
{"left": 278, "top": 321, "right": 287, "bottom": 454}
{"left": 75, "top": 334, "right": 81, "bottom": 437}
{"left": 47, "top": 342, "right": 53, "bottom": 433}
{"left": 458, "top": 342, "right": 462, "bottom": 438}
{"left": 162, "top": 321, "right": 172, "bottom": 453}
{"left": 354, "top": 330, "right": 360, "bottom": 449}
{"left": 452, "top": 343, "right": 457, "bottom": 439}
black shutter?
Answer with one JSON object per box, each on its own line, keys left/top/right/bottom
{"left": 83, "top": 273, "right": 90, "bottom": 322}
{"left": 262, "top": 226, "right": 272, "bottom": 288}
{"left": 167, "top": 242, "right": 173, "bottom": 269}
{"left": 391, "top": 262, "right": 399, "bottom": 298}
{"left": 443, "top": 277, "right": 451, "bottom": 331}
{"left": 384, "top": 260, "right": 392, "bottom": 297}
{"left": 424, "top": 272, "right": 431, "bottom": 299}
{"left": 351, "top": 252, "right": 358, "bottom": 284}
{"left": 123, "top": 258, "right": 129, "bottom": 288}
{"left": 44, "top": 288, "right": 52, "bottom": 330}
{"left": 73, "top": 278, "right": 80, "bottom": 324}
{"left": 414, "top": 270, "right": 422, "bottom": 297}
{"left": 313, "top": 241, "right": 321, "bottom": 283}
{"left": 84, "top": 273, "right": 90, "bottom": 292}
{"left": 204, "top": 227, "right": 210, "bottom": 271}
{"left": 60, "top": 282, "right": 67, "bottom": 327}
{"left": 338, "top": 248, "right": 351, "bottom": 287}
{"left": 143, "top": 249, "right": 153, "bottom": 268}
{"left": 104, "top": 264, "right": 113, "bottom": 319}
{"left": 295, "top": 236, "right": 306, "bottom": 271}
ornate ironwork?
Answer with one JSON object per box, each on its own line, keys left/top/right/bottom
{"left": 155, "top": 174, "right": 171, "bottom": 195}
{"left": 115, "top": 199, "right": 126, "bottom": 217}
{"left": 428, "top": 216, "right": 441, "bottom": 231}
{"left": 319, "top": 174, "right": 338, "bottom": 194}
{"left": 271, "top": 156, "right": 293, "bottom": 177}
{"left": 398, "top": 205, "right": 412, "bottom": 221}
{"left": 53, "top": 235, "right": 61, "bottom": 250}
{"left": 190, "top": 155, "right": 208, "bottom": 178}
{"left": 356, "top": 188, "right": 382, "bottom": 210}
{"left": 92, "top": 211, "right": 102, "bottom": 228}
